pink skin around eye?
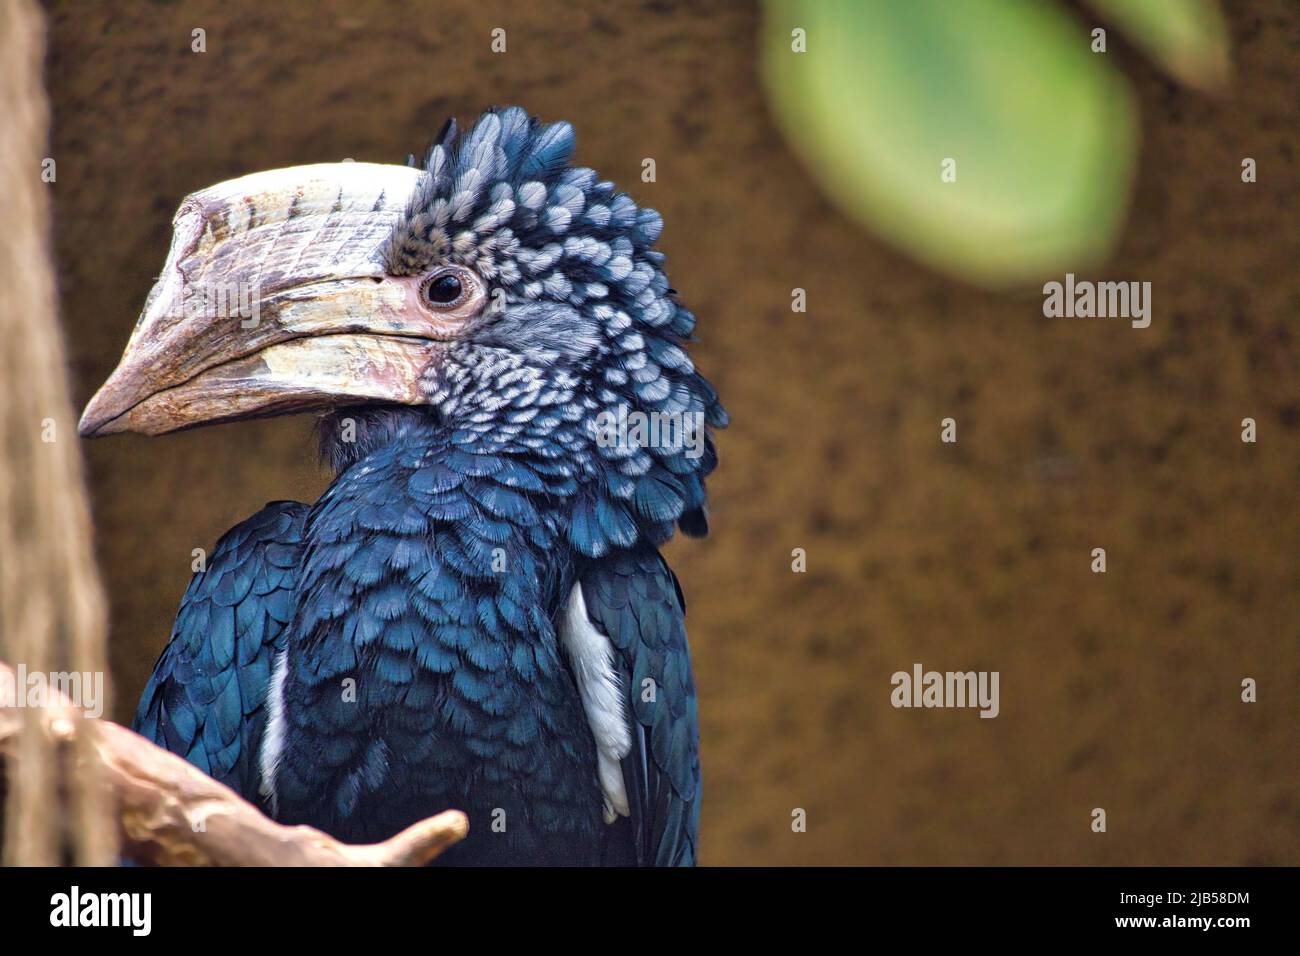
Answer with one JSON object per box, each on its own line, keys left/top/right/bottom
{"left": 373, "top": 273, "right": 486, "bottom": 341}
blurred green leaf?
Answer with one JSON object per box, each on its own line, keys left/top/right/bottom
{"left": 1086, "top": 0, "right": 1230, "bottom": 91}
{"left": 762, "top": 0, "right": 1138, "bottom": 288}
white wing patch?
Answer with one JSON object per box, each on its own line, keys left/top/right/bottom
{"left": 258, "top": 647, "right": 289, "bottom": 815}
{"left": 561, "top": 582, "right": 632, "bottom": 824}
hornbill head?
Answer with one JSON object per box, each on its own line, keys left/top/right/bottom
{"left": 81, "top": 107, "right": 725, "bottom": 544}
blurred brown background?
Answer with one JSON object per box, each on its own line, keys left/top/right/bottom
{"left": 46, "top": 1, "right": 1297, "bottom": 864}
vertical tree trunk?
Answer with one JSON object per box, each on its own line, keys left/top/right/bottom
{"left": 0, "top": 0, "right": 116, "bottom": 866}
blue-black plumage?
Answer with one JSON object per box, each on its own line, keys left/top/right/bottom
{"left": 83, "top": 107, "right": 725, "bottom": 865}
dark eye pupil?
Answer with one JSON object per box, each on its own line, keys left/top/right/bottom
{"left": 427, "top": 274, "right": 462, "bottom": 304}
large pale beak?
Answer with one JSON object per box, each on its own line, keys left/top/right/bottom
{"left": 79, "top": 162, "right": 445, "bottom": 437}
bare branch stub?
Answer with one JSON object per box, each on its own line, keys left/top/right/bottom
{"left": 0, "top": 661, "right": 468, "bottom": 866}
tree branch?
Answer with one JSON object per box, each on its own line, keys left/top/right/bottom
{"left": 0, "top": 661, "right": 467, "bottom": 865}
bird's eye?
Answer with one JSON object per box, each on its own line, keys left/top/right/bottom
{"left": 417, "top": 265, "right": 485, "bottom": 320}
{"left": 420, "top": 265, "right": 482, "bottom": 312}
{"left": 427, "top": 273, "right": 462, "bottom": 305}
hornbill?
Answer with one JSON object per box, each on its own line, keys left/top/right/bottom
{"left": 79, "top": 107, "right": 725, "bottom": 866}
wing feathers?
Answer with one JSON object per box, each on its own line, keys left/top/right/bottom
{"left": 132, "top": 501, "right": 307, "bottom": 805}
{"left": 580, "top": 547, "right": 701, "bottom": 866}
